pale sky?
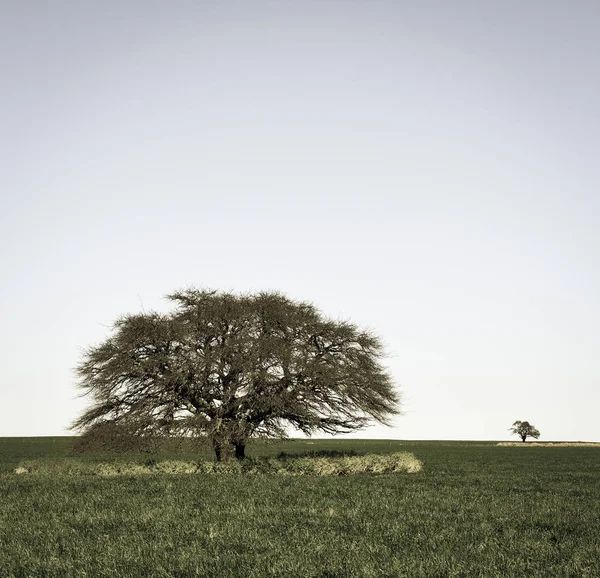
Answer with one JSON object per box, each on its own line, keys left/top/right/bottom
{"left": 2, "top": 1, "right": 599, "bottom": 441}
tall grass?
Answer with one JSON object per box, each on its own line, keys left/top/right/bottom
{"left": 13, "top": 451, "right": 422, "bottom": 477}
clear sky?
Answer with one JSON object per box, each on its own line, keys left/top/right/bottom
{"left": 2, "top": 1, "right": 599, "bottom": 441}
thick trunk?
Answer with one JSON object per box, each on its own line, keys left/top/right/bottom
{"left": 234, "top": 442, "right": 246, "bottom": 461}
{"left": 214, "top": 437, "right": 245, "bottom": 461}
{"left": 521, "top": 435, "right": 526, "bottom": 442}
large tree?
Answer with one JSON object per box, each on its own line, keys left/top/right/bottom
{"left": 72, "top": 289, "right": 401, "bottom": 460}
{"left": 510, "top": 420, "right": 541, "bottom": 443}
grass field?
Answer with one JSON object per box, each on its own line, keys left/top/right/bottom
{"left": 1, "top": 438, "right": 599, "bottom": 577}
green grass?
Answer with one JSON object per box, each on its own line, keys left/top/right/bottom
{"left": 1, "top": 438, "right": 600, "bottom": 577}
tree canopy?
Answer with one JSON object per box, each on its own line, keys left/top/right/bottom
{"left": 510, "top": 420, "right": 541, "bottom": 443}
{"left": 72, "top": 289, "right": 401, "bottom": 460}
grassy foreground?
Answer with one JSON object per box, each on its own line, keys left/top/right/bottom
{"left": 1, "top": 438, "right": 599, "bottom": 577}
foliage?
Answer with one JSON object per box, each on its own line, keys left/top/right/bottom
{"left": 72, "top": 289, "right": 400, "bottom": 460}
{"left": 2, "top": 439, "right": 600, "bottom": 577}
{"left": 510, "top": 420, "right": 541, "bottom": 442}
{"left": 71, "top": 422, "right": 163, "bottom": 454}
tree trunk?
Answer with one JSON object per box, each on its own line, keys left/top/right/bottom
{"left": 234, "top": 442, "right": 245, "bottom": 460}
{"left": 214, "top": 442, "right": 222, "bottom": 461}
{"left": 521, "top": 435, "right": 526, "bottom": 442}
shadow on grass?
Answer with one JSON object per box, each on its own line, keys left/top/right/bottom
{"left": 276, "top": 449, "right": 361, "bottom": 459}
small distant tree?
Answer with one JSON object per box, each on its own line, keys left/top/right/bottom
{"left": 72, "top": 288, "right": 401, "bottom": 461}
{"left": 510, "top": 420, "right": 540, "bottom": 442}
